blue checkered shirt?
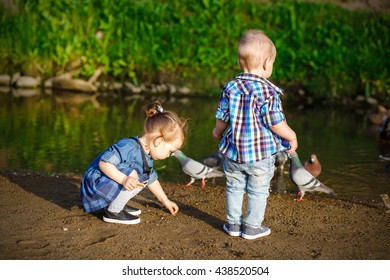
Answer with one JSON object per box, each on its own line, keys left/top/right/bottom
{"left": 215, "top": 73, "right": 290, "bottom": 164}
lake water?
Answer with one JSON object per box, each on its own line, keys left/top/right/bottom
{"left": 0, "top": 88, "right": 388, "bottom": 198}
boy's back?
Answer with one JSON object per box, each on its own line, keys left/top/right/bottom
{"left": 216, "top": 73, "right": 288, "bottom": 163}
{"left": 212, "top": 30, "right": 298, "bottom": 240}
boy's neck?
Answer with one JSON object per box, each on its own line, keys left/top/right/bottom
{"left": 243, "top": 70, "right": 266, "bottom": 78}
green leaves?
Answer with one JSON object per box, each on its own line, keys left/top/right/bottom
{"left": 0, "top": 0, "right": 389, "bottom": 100}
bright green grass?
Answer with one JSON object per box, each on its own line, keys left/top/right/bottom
{"left": 0, "top": 0, "right": 389, "bottom": 101}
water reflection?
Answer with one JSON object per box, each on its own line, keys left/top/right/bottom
{"left": 0, "top": 90, "right": 388, "bottom": 198}
{"left": 12, "top": 88, "right": 40, "bottom": 97}
{"left": 53, "top": 91, "right": 101, "bottom": 109}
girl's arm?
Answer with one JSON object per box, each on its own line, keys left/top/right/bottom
{"left": 147, "top": 180, "right": 179, "bottom": 215}
{"left": 270, "top": 120, "right": 298, "bottom": 154}
{"left": 98, "top": 160, "right": 139, "bottom": 191}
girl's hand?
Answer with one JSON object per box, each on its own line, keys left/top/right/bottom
{"left": 162, "top": 199, "right": 179, "bottom": 215}
{"left": 121, "top": 169, "right": 139, "bottom": 191}
{"left": 146, "top": 180, "right": 178, "bottom": 215}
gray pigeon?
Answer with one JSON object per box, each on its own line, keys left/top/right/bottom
{"left": 381, "top": 194, "right": 390, "bottom": 213}
{"left": 172, "top": 150, "right": 225, "bottom": 188}
{"left": 290, "top": 151, "right": 335, "bottom": 201}
{"left": 202, "top": 151, "right": 225, "bottom": 170}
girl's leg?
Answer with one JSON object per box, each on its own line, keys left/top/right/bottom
{"left": 107, "top": 187, "right": 143, "bottom": 213}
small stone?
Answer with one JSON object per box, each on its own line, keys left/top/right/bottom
{"left": 366, "top": 97, "right": 378, "bottom": 107}
{"left": 15, "top": 76, "right": 40, "bottom": 88}
{"left": 0, "top": 74, "right": 11, "bottom": 85}
{"left": 178, "top": 86, "right": 191, "bottom": 95}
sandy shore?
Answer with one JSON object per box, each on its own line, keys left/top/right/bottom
{"left": 0, "top": 170, "right": 389, "bottom": 260}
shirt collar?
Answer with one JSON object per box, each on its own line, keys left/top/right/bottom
{"left": 236, "top": 73, "right": 283, "bottom": 95}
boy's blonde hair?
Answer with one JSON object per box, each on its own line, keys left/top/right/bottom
{"left": 144, "top": 101, "right": 188, "bottom": 145}
{"left": 238, "top": 30, "right": 276, "bottom": 70}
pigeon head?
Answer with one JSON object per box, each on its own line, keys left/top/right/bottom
{"left": 289, "top": 151, "right": 303, "bottom": 167}
{"left": 309, "top": 154, "right": 318, "bottom": 163}
{"left": 171, "top": 150, "right": 185, "bottom": 159}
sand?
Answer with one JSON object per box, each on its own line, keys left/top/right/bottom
{"left": 0, "top": 170, "right": 389, "bottom": 260}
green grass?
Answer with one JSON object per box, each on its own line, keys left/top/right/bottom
{"left": 0, "top": 0, "right": 389, "bottom": 102}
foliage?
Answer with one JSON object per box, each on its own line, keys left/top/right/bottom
{"left": 0, "top": 0, "right": 389, "bottom": 101}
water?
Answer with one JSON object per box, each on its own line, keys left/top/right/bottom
{"left": 0, "top": 88, "right": 388, "bottom": 198}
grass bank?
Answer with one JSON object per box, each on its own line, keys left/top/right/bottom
{"left": 0, "top": 0, "right": 389, "bottom": 102}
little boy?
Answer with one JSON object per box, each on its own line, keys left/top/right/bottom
{"left": 212, "top": 30, "right": 298, "bottom": 240}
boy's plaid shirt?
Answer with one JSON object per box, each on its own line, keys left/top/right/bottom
{"left": 215, "top": 73, "right": 289, "bottom": 164}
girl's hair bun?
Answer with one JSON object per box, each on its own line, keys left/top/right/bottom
{"left": 145, "top": 101, "right": 164, "bottom": 118}
{"left": 143, "top": 100, "right": 188, "bottom": 144}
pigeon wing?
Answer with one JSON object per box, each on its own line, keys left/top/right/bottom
{"left": 291, "top": 167, "right": 314, "bottom": 186}
{"left": 203, "top": 168, "right": 225, "bottom": 179}
{"left": 313, "top": 182, "right": 334, "bottom": 194}
{"left": 181, "top": 158, "right": 213, "bottom": 179}
{"left": 292, "top": 167, "right": 333, "bottom": 193}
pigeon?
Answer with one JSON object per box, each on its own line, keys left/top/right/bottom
{"left": 172, "top": 150, "right": 225, "bottom": 188}
{"left": 380, "top": 194, "right": 390, "bottom": 213}
{"left": 304, "top": 154, "right": 322, "bottom": 177}
{"left": 377, "top": 116, "right": 390, "bottom": 173}
{"left": 275, "top": 151, "right": 288, "bottom": 173}
{"left": 202, "top": 151, "right": 225, "bottom": 170}
{"left": 202, "top": 151, "right": 226, "bottom": 185}
{"left": 289, "top": 151, "right": 335, "bottom": 201}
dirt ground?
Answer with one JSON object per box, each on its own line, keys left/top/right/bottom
{"left": 0, "top": 170, "right": 389, "bottom": 260}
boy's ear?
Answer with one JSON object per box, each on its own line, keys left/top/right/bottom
{"left": 263, "top": 57, "right": 271, "bottom": 70}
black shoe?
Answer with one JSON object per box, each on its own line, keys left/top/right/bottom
{"left": 103, "top": 209, "right": 140, "bottom": 225}
{"left": 123, "top": 205, "right": 141, "bottom": 215}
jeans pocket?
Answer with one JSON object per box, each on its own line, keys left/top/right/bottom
{"left": 250, "top": 156, "right": 275, "bottom": 177}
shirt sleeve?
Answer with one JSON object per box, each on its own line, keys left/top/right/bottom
{"left": 261, "top": 92, "right": 285, "bottom": 127}
{"left": 100, "top": 138, "right": 135, "bottom": 166}
{"left": 147, "top": 168, "right": 158, "bottom": 185}
{"left": 215, "top": 86, "right": 230, "bottom": 122}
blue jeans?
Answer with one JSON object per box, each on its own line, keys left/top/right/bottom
{"left": 223, "top": 156, "right": 275, "bottom": 228}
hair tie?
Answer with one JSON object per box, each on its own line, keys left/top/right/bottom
{"left": 156, "top": 105, "right": 164, "bottom": 113}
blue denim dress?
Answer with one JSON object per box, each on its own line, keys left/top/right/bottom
{"left": 80, "top": 137, "right": 157, "bottom": 212}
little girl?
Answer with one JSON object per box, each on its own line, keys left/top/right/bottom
{"left": 80, "top": 101, "right": 188, "bottom": 224}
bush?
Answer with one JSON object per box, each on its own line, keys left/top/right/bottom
{"left": 0, "top": 0, "right": 389, "bottom": 102}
